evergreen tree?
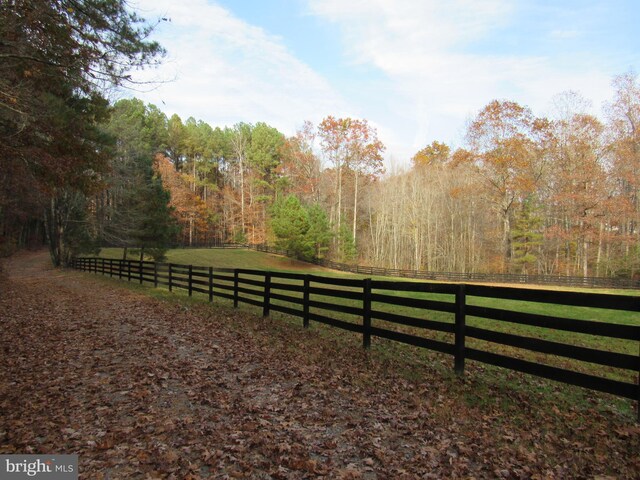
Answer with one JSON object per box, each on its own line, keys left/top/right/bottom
{"left": 511, "top": 197, "right": 543, "bottom": 274}
{"left": 338, "top": 224, "right": 357, "bottom": 263}
{"left": 306, "top": 204, "right": 332, "bottom": 260}
{"left": 271, "top": 195, "right": 312, "bottom": 259}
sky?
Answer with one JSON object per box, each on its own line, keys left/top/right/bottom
{"left": 128, "top": 0, "right": 639, "bottom": 167}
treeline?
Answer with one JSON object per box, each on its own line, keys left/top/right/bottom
{"left": 364, "top": 82, "right": 640, "bottom": 278}
{"left": 112, "top": 74, "right": 640, "bottom": 278}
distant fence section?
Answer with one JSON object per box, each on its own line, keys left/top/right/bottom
{"left": 250, "top": 244, "right": 640, "bottom": 290}
{"left": 168, "top": 242, "right": 640, "bottom": 290}
{"left": 72, "top": 256, "right": 640, "bottom": 420}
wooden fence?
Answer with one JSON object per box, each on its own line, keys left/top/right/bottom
{"left": 127, "top": 242, "right": 640, "bottom": 289}
{"left": 71, "top": 257, "right": 640, "bottom": 420}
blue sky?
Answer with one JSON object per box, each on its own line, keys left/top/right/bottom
{"left": 130, "top": 0, "right": 639, "bottom": 167}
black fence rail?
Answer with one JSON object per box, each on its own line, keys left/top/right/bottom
{"left": 121, "top": 242, "right": 639, "bottom": 289}
{"left": 71, "top": 257, "right": 640, "bottom": 420}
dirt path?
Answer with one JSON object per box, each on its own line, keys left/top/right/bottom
{"left": 0, "top": 251, "right": 638, "bottom": 479}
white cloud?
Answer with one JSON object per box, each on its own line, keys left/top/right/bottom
{"left": 122, "top": 0, "right": 633, "bottom": 168}
{"left": 306, "top": 0, "right": 622, "bottom": 160}
{"left": 128, "top": 0, "right": 348, "bottom": 134}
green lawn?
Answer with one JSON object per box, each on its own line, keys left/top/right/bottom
{"left": 97, "top": 247, "right": 334, "bottom": 273}
{"left": 91, "top": 247, "right": 640, "bottom": 385}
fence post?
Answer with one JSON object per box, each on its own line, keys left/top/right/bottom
{"left": 127, "top": 260, "right": 131, "bottom": 282}
{"left": 102, "top": 258, "right": 105, "bottom": 275}
{"left": 363, "top": 278, "right": 372, "bottom": 349}
{"left": 208, "top": 267, "right": 214, "bottom": 302}
{"left": 454, "top": 284, "right": 467, "bottom": 375}
{"left": 188, "top": 265, "right": 193, "bottom": 296}
{"left": 118, "top": 259, "right": 122, "bottom": 279}
{"left": 154, "top": 262, "right": 158, "bottom": 288}
{"left": 168, "top": 263, "right": 173, "bottom": 292}
{"left": 263, "top": 272, "right": 271, "bottom": 317}
{"left": 139, "top": 261, "right": 143, "bottom": 284}
{"left": 233, "top": 270, "right": 239, "bottom": 308}
{"left": 303, "top": 275, "right": 310, "bottom": 328}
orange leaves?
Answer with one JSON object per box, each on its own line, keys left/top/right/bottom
{"left": 412, "top": 141, "right": 451, "bottom": 169}
{"left": 154, "top": 154, "right": 210, "bottom": 242}
{"left": 318, "top": 116, "right": 386, "bottom": 176}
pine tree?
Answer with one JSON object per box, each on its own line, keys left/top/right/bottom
{"left": 271, "top": 195, "right": 312, "bottom": 259}
{"left": 511, "top": 197, "right": 543, "bottom": 274}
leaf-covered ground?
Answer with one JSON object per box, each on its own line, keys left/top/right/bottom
{"left": 1, "top": 251, "right": 638, "bottom": 479}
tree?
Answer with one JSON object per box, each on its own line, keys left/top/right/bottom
{"left": 466, "top": 100, "right": 549, "bottom": 272}
{"left": 305, "top": 204, "right": 332, "bottom": 260}
{"left": 228, "top": 123, "right": 253, "bottom": 236}
{"left": 606, "top": 72, "right": 640, "bottom": 276}
{"left": 271, "top": 195, "right": 311, "bottom": 259}
{"left": 318, "top": 116, "right": 385, "bottom": 258}
{"left": 155, "top": 154, "right": 209, "bottom": 246}
{"left": 43, "top": 190, "right": 100, "bottom": 267}
{"left": 511, "top": 196, "right": 543, "bottom": 274}
{"left": 548, "top": 111, "right": 607, "bottom": 276}
{"left": 247, "top": 122, "right": 285, "bottom": 242}
{"left": 166, "top": 114, "right": 186, "bottom": 170}
{"left": 412, "top": 141, "right": 451, "bottom": 168}
{"left": 279, "top": 121, "right": 322, "bottom": 203}
{"left": 0, "top": 0, "right": 164, "bottom": 264}
{"left": 97, "top": 99, "right": 175, "bottom": 257}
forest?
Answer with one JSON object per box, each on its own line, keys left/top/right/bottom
{"left": 1, "top": 1, "right": 640, "bottom": 278}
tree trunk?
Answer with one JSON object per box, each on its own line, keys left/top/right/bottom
{"left": 240, "top": 157, "right": 245, "bottom": 234}
{"left": 337, "top": 162, "right": 342, "bottom": 230}
{"left": 44, "top": 197, "right": 61, "bottom": 267}
{"left": 352, "top": 170, "right": 358, "bottom": 245}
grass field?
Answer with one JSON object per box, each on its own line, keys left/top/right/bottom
{"left": 97, "top": 247, "right": 337, "bottom": 272}
{"left": 90, "top": 247, "right": 639, "bottom": 413}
